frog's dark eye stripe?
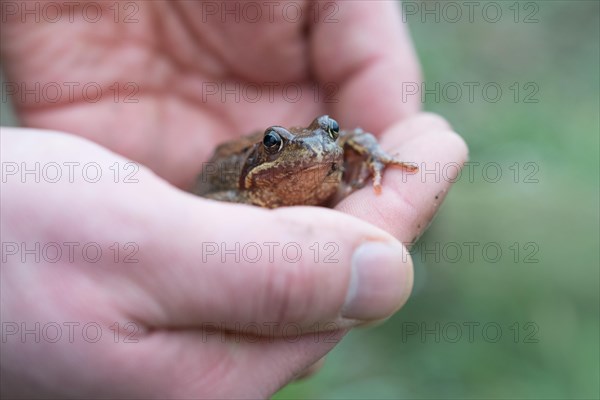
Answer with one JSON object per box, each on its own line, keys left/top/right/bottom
{"left": 326, "top": 118, "right": 339, "bottom": 140}
{"left": 263, "top": 129, "right": 283, "bottom": 153}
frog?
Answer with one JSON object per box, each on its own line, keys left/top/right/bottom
{"left": 193, "top": 115, "right": 417, "bottom": 208}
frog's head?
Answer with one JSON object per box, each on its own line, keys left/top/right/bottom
{"left": 241, "top": 115, "right": 344, "bottom": 207}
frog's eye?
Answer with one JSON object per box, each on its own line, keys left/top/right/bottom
{"left": 263, "top": 129, "right": 283, "bottom": 153}
{"left": 326, "top": 118, "right": 339, "bottom": 140}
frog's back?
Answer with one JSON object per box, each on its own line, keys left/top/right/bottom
{"left": 193, "top": 132, "right": 262, "bottom": 195}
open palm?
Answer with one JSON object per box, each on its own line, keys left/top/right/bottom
{"left": 2, "top": 1, "right": 422, "bottom": 188}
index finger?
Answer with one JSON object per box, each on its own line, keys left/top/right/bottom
{"left": 334, "top": 113, "right": 469, "bottom": 244}
{"left": 311, "top": 1, "right": 422, "bottom": 132}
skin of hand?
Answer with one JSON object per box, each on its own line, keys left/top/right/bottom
{"left": 0, "top": 1, "right": 468, "bottom": 398}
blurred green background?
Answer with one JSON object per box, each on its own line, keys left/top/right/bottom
{"left": 276, "top": 1, "right": 600, "bottom": 398}
{"left": 1, "top": 1, "right": 597, "bottom": 399}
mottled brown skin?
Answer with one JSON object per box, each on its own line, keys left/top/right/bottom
{"left": 194, "top": 116, "right": 417, "bottom": 208}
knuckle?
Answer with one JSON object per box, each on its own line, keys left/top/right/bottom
{"left": 412, "top": 112, "right": 452, "bottom": 132}
{"left": 260, "top": 257, "right": 319, "bottom": 323}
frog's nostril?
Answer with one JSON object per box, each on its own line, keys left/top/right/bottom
{"left": 328, "top": 163, "right": 339, "bottom": 175}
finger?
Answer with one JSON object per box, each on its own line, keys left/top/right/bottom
{"left": 107, "top": 189, "right": 414, "bottom": 333}
{"left": 311, "top": 1, "right": 422, "bottom": 131}
{"left": 122, "top": 328, "right": 346, "bottom": 399}
{"left": 382, "top": 112, "right": 452, "bottom": 144}
{"left": 293, "top": 357, "right": 326, "bottom": 381}
{"left": 334, "top": 113, "right": 469, "bottom": 244}
{"left": 227, "top": 331, "right": 342, "bottom": 397}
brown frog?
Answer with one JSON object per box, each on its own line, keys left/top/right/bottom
{"left": 193, "top": 115, "right": 417, "bottom": 208}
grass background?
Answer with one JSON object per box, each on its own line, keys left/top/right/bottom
{"left": 1, "top": 1, "right": 597, "bottom": 399}
{"left": 276, "top": 1, "right": 599, "bottom": 398}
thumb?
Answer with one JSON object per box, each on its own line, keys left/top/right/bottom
{"left": 114, "top": 189, "right": 414, "bottom": 333}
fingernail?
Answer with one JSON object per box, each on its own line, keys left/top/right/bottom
{"left": 342, "top": 241, "right": 411, "bottom": 321}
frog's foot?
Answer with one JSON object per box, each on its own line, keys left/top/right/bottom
{"left": 341, "top": 129, "right": 418, "bottom": 194}
{"left": 368, "top": 153, "right": 418, "bottom": 194}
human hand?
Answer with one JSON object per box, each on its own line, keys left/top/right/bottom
{"left": 1, "top": 1, "right": 468, "bottom": 396}
{"left": 1, "top": 127, "right": 414, "bottom": 398}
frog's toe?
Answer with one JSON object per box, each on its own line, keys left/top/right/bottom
{"left": 373, "top": 179, "right": 383, "bottom": 194}
{"left": 391, "top": 159, "right": 419, "bottom": 172}
{"left": 371, "top": 160, "right": 384, "bottom": 194}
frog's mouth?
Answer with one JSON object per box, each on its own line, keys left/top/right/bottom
{"left": 285, "top": 162, "right": 334, "bottom": 176}
{"left": 286, "top": 162, "right": 340, "bottom": 189}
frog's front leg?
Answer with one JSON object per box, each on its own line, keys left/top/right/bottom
{"left": 339, "top": 128, "right": 418, "bottom": 193}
